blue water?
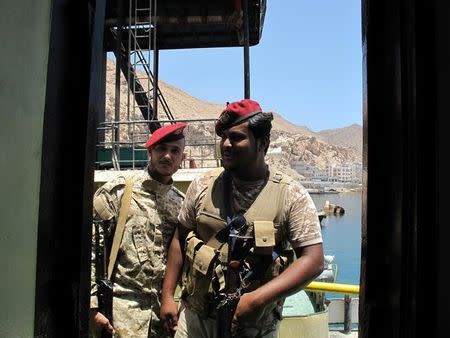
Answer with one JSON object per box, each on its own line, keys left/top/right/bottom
{"left": 311, "top": 192, "right": 362, "bottom": 287}
{"left": 283, "top": 191, "right": 361, "bottom": 318}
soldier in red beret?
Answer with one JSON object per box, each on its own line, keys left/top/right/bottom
{"left": 145, "top": 122, "right": 187, "bottom": 184}
{"left": 161, "top": 99, "right": 324, "bottom": 338}
{"left": 90, "top": 122, "right": 187, "bottom": 337}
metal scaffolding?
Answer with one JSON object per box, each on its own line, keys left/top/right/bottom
{"left": 96, "top": 0, "right": 267, "bottom": 171}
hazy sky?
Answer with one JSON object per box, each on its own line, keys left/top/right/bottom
{"left": 144, "top": 1, "right": 363, "bottom": 132}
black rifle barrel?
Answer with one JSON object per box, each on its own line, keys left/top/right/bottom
{"left": 94, "top": 219, "right": 114, "bottom": 338}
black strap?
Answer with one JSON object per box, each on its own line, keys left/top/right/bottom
{"left": 222, "top": 170, "right": 233, "bottom": 223}
{"left": 241, "top": 244, "right": 283, "bottom": 284}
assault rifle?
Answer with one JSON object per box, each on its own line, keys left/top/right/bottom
{"left": 215, "top": 215, "right": 254, "bottom": 338}
{"left": 94, "top": 219, "right": 114, "bottom": 338}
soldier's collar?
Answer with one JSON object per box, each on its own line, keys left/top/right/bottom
{"left": 142, "top": 172, "right": 172, "bottom": 194}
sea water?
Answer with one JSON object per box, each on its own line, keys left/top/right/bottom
{"left": 312, "top": 191, "right": 362, "bottom": 331}
{"left": 282, "top": 191, "right": 362, "bottom": 317}
{"left": 311, "top": 191, "right": 362, "bottom": 286}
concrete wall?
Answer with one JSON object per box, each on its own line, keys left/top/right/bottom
{"left": 0, "top": 1, "right": 52, "bottom": 336}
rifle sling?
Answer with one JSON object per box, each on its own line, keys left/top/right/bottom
{"left": 107, "top": 177, "right": 133, "bottom": 279}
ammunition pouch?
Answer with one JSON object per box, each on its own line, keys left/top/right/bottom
{"left": 181, "top": 229, "right": 294, "bottom": 321}
{"left": 182, "top": 231, "right": 222, "bottom": 317}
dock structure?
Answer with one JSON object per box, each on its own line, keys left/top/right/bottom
{"left": 95, "top": 0, "right": 267, "bottom": 171}
{"left": 95, "top": 167, "right": 213, "bottom": 193}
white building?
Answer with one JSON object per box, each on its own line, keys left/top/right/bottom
{"left": 327, "top": 162, "right": 362, "bottom": 183}
{"left": 292, "top": 160, "right": 362, "bottom": 183}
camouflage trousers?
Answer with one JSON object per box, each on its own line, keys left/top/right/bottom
{"left": 174, "top": 301, "right": 280, "bottom": 338}
{"left": 111, "top": 296, "right": 170, "bottom": 338}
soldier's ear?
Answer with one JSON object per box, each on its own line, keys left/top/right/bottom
{"left": 178, "top": 152, "right": 187, "bottom": 169}
{"left": 257, "top": 137, "right": 269, "bottom": 152}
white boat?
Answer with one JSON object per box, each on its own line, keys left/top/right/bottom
{"left": 316, "top": 255, "right": 338, "bottom": 283}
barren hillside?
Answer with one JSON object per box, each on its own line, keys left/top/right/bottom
{"left": 104, "top": 58, "right": 362, "bottom": 180}
{"left": 105, "top": 59, "right": 328, "bottom": 136}
{"left": 318, "top": 124, "right": 362, "bottom": 161}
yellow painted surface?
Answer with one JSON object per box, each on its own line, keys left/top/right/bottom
{"left": 94, "top": 169, "right": 200, "bottom": 195}
{"left": 278, "top": 311, "right": 329, "bottom": 338}
{"left": 306, "top": 281, "right": 360, "bottom": 295}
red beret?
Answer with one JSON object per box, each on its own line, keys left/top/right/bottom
{"left": 215, "top": 99, "right": 262, "bottom": 135}
{"left": 145, "top": 122, "right": 187, "bottom": 149}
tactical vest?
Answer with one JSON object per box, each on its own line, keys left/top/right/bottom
{"left": 181, "top": 167, "right": 295, "bottom": 323}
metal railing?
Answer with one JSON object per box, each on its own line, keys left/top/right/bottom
{"left": 95, "top": 118, "right": 221, "bottom": 170}
{"left": 306, "top": 281, "right": 359, "bottom": 333}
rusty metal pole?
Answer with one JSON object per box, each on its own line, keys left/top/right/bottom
{"left": 112, "top": 0, "right": 124, "bottom": 170}
{"left": 243, "top": 0, "right": 250, "bottom": 99}
{"left": 153, "top": 48, "right": 159, "bottom": 120}
{"left": 344, "top": 294, "right": 352, "bottom": 333}
{"left": 152, "top": 0, "right": 159, "bottom": 120}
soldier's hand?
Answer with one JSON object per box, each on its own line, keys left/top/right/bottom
{"left": 234, "top": 292, "right": 264, "bottom": 320}
{"left": 160, "top": 297, "right": 179, "bottom": 335}
{"left": 231, "top": 292, "right": 263, "bottom": 336}
{"left": 90, "top": 309, "right": 115, "bottom": 335}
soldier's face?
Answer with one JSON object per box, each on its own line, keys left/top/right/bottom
{"left": 219, "top": 122, "right": 259, "bottom": 171}
{"left": 148, "top": 139, "right": 185, "bottom": 183}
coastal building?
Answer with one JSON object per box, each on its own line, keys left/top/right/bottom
{"left": 292, "top": 160, "right": 362, "bottom": 183}
{"left": 291, "top": 160, "right": 328, "bottom": 181}
{"left": 327, "top": 162, "right": 362, "bottom": 183}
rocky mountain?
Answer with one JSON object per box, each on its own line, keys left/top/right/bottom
{"left": 104, "top": 58, "right": 362, "bottom": 180}
{"left": 318, "top": 124, "right": 362, "bottom": 162}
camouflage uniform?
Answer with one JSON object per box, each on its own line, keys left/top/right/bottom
{"left": 91, "top": 169, "right": 184, "bottom": 337}
{"left": 176, "top": 167, "right": 322, "bottom": 337}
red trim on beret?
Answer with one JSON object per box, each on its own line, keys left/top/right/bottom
{"left": 215, "top": 99, "right": 262, "bottom": 135}
{"left": 145, "top": 122, "right": 187, "bottom": 149}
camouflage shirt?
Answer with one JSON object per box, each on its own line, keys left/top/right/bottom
{"left": 91, "top": 169, "right": 184, "bottom": 337}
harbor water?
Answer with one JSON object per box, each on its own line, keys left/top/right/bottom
{"left": 282, "top": 191, "right": 362, "bottom": 314}
{"left": 281, "top": 191, "right": 362, "bottom": 336}
{"left": 310, "top": 191, "right": 362, "bottom": 308}
{"left": 311, "top": 191, "right": 362, "bottom": 287}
